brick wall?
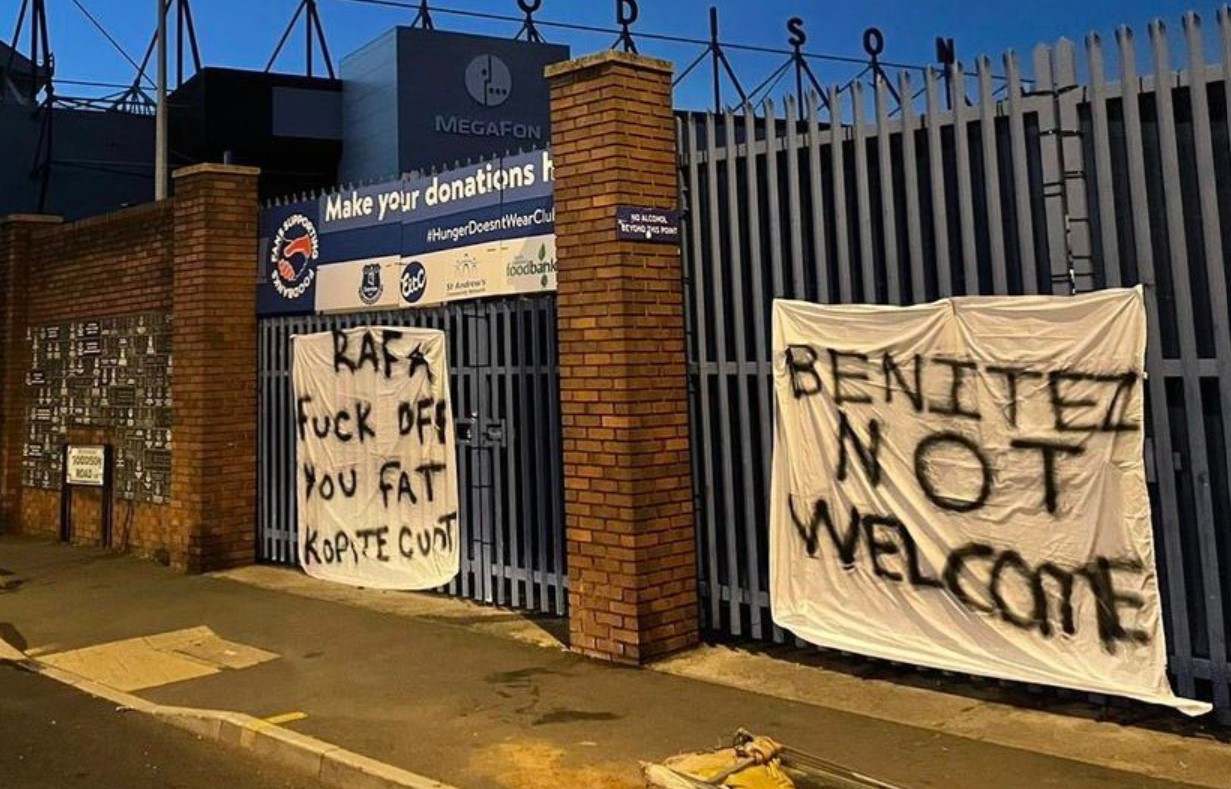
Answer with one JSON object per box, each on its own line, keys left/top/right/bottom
{"left": 0, "top": 207, "right": 174, "bottom": 554}
{"left": 0, "top": 215, "right": 58, "bottom": 533}
{"left": 170, "top": 165, "right": 260, "bottom": 572}
{"left": 547, "top": 51, "right": 699, "bottom": 664}
{"left": 0, "top": 165, "right": 260, "bottom": 572}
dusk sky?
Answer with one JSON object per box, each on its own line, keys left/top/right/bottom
{"left": 1, "top": 0, "right": 1202, "bottom": 108}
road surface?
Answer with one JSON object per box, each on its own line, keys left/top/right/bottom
{"left": 0, "top": 663, "right": 319, "bottom": 788}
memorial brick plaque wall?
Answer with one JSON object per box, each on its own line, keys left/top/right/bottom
{"left": 23, "top": 311, "right": 172, "bottom": 502}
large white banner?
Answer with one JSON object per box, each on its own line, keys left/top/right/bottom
{"left": 293, "top": 327, "right": 459, "bottom": 590}
{"left": 770, "top": 288, "right": 1210, "bottom": 715}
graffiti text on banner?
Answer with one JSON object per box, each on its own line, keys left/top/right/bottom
{"left": 769, "top": 288, "right": 1211, "bottom": 716}
{"left": 293, "top": 326, "right": 460, "bottom": 590}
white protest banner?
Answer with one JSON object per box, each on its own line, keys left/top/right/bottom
{"left": 293, "top": 326, "right": 459, "bottom": 590}
{"left": 770, "top": 287, "right": 1210, "bottom": 715}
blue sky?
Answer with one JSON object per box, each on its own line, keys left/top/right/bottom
{"left": 2, "top": 0, "right": 1201, "bottom": 108}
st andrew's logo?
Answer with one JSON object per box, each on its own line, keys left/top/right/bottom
{"left": 270, "top": 214, "right": 319, "bottom": 300}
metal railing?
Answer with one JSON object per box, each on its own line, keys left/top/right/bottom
{"left": 679, "top": 8, "right": 1231, "bottom": 722}
{"left": 257, "top": 295, "right": 568, "bottom": 614}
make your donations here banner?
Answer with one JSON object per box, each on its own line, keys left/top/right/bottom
{"left": 293, "top": 326, "right": 459, "bottom": 590}
{"left": 258, "top": 150, "right": 556, "bottom": 317}
{"left": 770, "top": 287, "right": 1210, "bottom": 715}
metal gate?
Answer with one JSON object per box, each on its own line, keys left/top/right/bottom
{"left": 257, "top": 294, "right": 567, "bottom": 614}
{"left": 679, "top": 10, "right": 1231, "bottom": 721}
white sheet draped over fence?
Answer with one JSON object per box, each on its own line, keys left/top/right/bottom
{"left": 293, "top": 326, "right": 459, "bottom": 590}
{"left": 770, "top": 288, "right": 1209, "bottom": 715}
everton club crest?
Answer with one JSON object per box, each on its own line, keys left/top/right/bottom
{"left": 359, "top": 262, "right": 384, "bottom": 305}
{"left": 270, "top": 214, "right": 319, "bottom": 300}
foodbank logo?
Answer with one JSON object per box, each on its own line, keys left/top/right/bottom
{"left": 507, "top": 243, "right": 557, "bottom": 288}
{"left": 270, "top": 214, "right": 318, "bottom": 300}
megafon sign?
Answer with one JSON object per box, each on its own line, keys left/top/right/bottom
{"left": 339, "top": 27, "right": 569, "bottom": 181}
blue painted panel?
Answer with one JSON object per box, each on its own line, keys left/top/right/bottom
{"left": 402, "top": 196, "right": 553, "bottom": 256}
{"left": 395, "top": 29, "right": 568, "bottom": 174}
{"left": 338, "top": 29, "right": 400, "bottom": 183}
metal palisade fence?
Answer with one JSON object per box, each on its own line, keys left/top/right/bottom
{"left": 677, "top": 9, "right": 1231, "bottom": 721}
{"left": 257, "top": 295, "right": 568, "bottom": 615}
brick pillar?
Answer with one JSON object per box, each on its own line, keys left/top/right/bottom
{"left": 170, "top": 164, "right": 260, "bottom": 572}
{"left": 0, "top": 215, "right": 62, "bottom": 532}
{"left": 547, "top": 51, "right": 698, "bottom": 664}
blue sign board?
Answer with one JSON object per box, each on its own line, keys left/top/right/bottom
{"left": 257, "top": 149, "right": 555, "bottom": 317}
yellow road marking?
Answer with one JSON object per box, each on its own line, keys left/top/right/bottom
{"left": 263, "top": 711, "right": 308, "bottom": 725}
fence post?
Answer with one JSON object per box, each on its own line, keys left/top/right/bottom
{"left": 1035, "top": 41, "right": 1094, "bottom": 294}
{"left": 546, "top": 51, "right": 699, "bottom": 664}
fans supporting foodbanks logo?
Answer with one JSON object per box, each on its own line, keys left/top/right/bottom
{"left": 401, "top": 261, "right": 427, "bottom": 304}
{"left": 270, "top": 214, "right": 319, "bottom": 299}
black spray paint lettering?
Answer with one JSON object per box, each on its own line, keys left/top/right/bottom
{"left": 1049, "top": 371, "right": 1140, "bottom": 433}
{"left": 297, "top": 396, "right": 375, "bottom": 444}
{"left": 378, "top": 460, "right": 419, "bottom": 507}
{"left": 377, "top": 459, "right": 450, "bottom": 508}
{"left": 398, "top": 399, "right": 449, "bottom": 446}
{"left": 837, "top": 411, "right": 881, "bottom": 486}
{"left": 406, "top": 343, "right": 435, "bottom": 383}
{"left": 1008, "top": 438, "right": 1084, "bottom": 514}
{"left": 301, "top": 462, "right": 358, "bottom": 501}
{"left": 380, "top": 329, "right": 404, "bottom": 378}
{"left": 302, "top": 527, "right": 359, "bottom": 565}
{"left": 789, "top": 496, "right": 1150, "bottom": 653}
{"left": 783, "top": 345, "right": 1141, "bottom": 434}
{"left": 416, "top": 462, "right": 448, "bottom": 503}
{"left": 332, "top": 328, "right": 436, "bottom": 381}
{"left": 303, "top": 526, "right": 393, "bottom": 565}
{"left": 785, "top": 344, "right": 821, "bottom": 399}
{"left": 985, "top": 365, "right": 1042, "bottom": 428}
{"left": 829, "top": 349, "right": 873, "bottom": 405}
{"left": 883, "top": 353, "right": 924, "bottom": 412}
{"left": 397, "top": 512, "right": 459, "bottom": 559}
{"left": 926, "top": 357, "right": 981, "bottom": 421}
{"left": 913, "top": 431, "right": 991, "bottom": 513}
{"left": 788, "top": 498, "right": 939, "bottom": 587}
{"left": 836, "top": 412, "right": 1087, "bottom": 517}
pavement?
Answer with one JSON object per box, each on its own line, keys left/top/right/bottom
{"left": 0, "top": 534, "right": 1226, "bottom": 788}
{"left": 0, "top": 662, "right": 314, "bottom": 788}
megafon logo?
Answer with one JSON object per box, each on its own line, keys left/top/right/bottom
{"left": 464, "top": 54, "right": 511, "bottom": 108}
{"left": 270, "top": 214, "right": 318, "bottom": 299}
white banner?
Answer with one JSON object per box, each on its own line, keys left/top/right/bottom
{"left": 293, "top": 327, "right": 459, "bottom": 590}
{"left": 770, "top": 288, "right": 1210, "bottom": 715}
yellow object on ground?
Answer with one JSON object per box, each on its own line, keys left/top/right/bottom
{"left": 643, "top": 746, "right": 795, "bottom": 788}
